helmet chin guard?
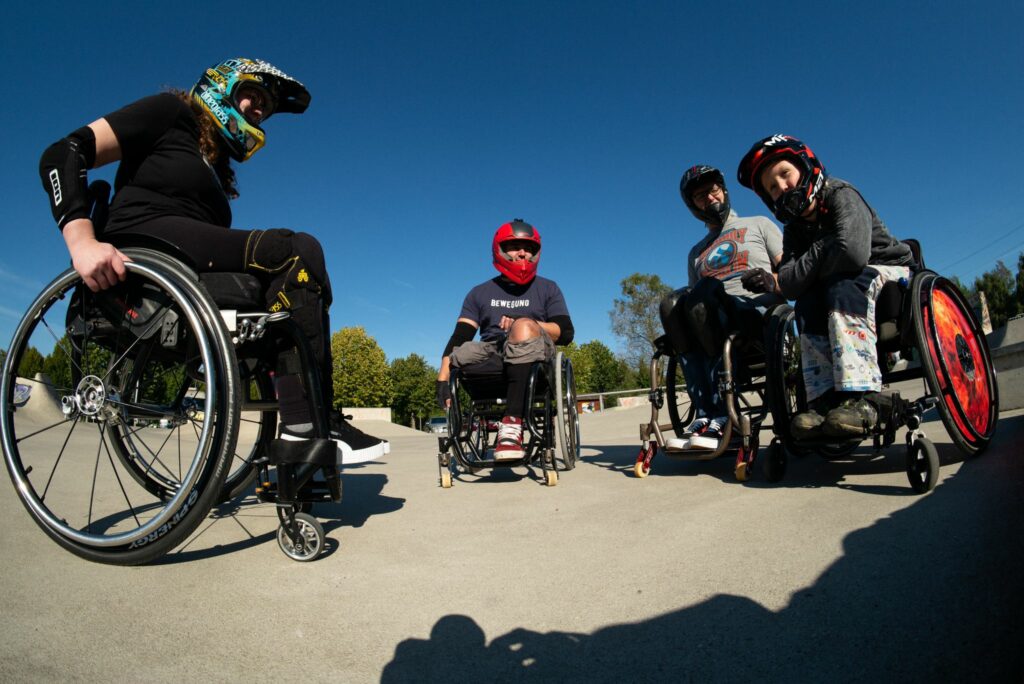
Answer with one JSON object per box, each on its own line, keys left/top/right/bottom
{"left": 190, "top": 57, "right": 310, "bottom": 162}
{"left": 492, "top": 219, "right": 541, "bottom": 285}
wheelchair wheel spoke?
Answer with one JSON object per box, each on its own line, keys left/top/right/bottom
{"left": 41, "top": 416, "right": 81, "bottom": 502}
{"left": 39, "top": 316, "right": 86, "bottom": 380}
{"left": 87, "top": 423, "right": 106, "bottom": 533}
{"left": 101, "top": 304, "right": 174, "bottom": 385}
{"left": 127, "top": 423, "right": 184, "bottom": 483}
{"left": 100, "top": 427, "right": 141, "bottom": 528}
{"left": 15, "top": 416, "right": 78, "bottom": 444}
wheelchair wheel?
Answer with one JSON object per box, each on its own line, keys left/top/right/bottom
{"left": 665, "top": 355, "right": 696, "bottom": 438}
{"left": 912, "top": 273, "right": 998, "bottom": 455}
{"left": 764, "top": 305, "right": 806, "bottom": 449}
{"left": 1, "top": 256, "right": 240, "bottom": 565}
{"left": 276, "top": 511, "right": 324, "bottom": 561}
{"left": 553, "top": 352, "right": 580, "bottom": 470}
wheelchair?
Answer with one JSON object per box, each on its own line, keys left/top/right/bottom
{"left": 761, "top": 241, "right": 999, "bottom": 493}
{"left": 636, "top": 282, "right": 779, "bottom": 481}
{"left": 1, "top": 184, "right": 344, "bottom": 564}
{"left": 436, "top": 350, "right": 580, "bottom": 487}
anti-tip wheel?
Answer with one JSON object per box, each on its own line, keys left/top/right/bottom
{"left": 906, "top": 438, "right": 940, "bottom": 494}
{"left": 440, "top": 469, "right": 453, "bottom": 488}
{"left": 277, "top": 512, "right": 325, "bottom": 562}
{"left": 545, "top": 469, "right": 558, "bottom": 487}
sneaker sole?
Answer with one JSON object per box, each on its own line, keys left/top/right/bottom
{"left": 687, "top": 435, "right": 721, "bottom": 450}
{"left": 494, "top": 450, "right": 525, "bottom": 461}
{"left": 281, "top": 433, "right": 387, "bottom": 464}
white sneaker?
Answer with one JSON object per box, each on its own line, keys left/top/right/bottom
{"left": 687, "top": 417, "right": 726, "bottom": 450}
{"left": 683, "top": 417, "right": 710, "bottom": 435}
{"left": 666, "top": 437, "right": 690, "bottom": 450}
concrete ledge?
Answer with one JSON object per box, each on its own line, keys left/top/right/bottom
{"left": 345, "top": 407, "right": 392, "bottom": 422}
{"left": 989, "top": 318, "right": 1024, "bottom": 411}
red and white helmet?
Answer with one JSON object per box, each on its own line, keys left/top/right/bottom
{"left": 492, "top": 219, "right": 541, "bottom": 285}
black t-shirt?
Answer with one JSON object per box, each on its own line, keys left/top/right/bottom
{"left": 459, "top": 276, "right": 570, "bottom": 342}
{"left": 104, "top": 93, "right": 232, "bottom": 231}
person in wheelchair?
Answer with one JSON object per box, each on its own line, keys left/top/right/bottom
{"left": 38, "top": 57, "right": 388, "bottom": 463}
{"left": 737, "top": 134, "right": 916, "bottom": 440}
{"left": 671, "top": 164, "right": 785, "bottom": 449}
{"left": 436, "top": 219, "right": 574, "bottom": 460}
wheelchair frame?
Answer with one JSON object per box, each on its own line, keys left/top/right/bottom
{"left": 635, "top": 316, "right": 775, "bottom": 482}
{"left": 1, "top": 247, "right": 346, "bottom": 563}
{"left": 761, "top": 268, "right": 999, "bottom": 493}
{"left": 436, "top": 350, "right": 580, "bottom": 487}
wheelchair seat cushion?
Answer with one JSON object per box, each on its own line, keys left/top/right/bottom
{"left": 198, "top": 272, "right": 264, "bottom": 309}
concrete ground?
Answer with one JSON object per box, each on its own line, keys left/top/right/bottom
{"left": 1, "top": 389, "right": 1021, "bottom": 682}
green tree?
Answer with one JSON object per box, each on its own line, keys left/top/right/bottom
{"left": 564, "top": 340, "right": 634, "bottom": 394}
{"left": 331, "top": 327, "right": 393, "bottom": 409}
{"left": 390, "top": 353, "right": 438, "bottom": 428}
{"left": 17, "top": 346, "right": 45, "bottom": 378}
{"left": 609, "top": 273, "right": 672, "bottom": 369}
{"left": 973, "top": 260, "right": 1019, "bottom": 330}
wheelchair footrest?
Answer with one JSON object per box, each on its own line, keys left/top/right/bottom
{"left": 267, "top": 438, "right": 336, "bottom": 466}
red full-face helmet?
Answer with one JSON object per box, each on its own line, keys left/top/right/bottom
{"left": 492, "top": 219, "right": 541, "bottom": 285}
{"left": 737, "top": 134, "right": 826, "bottom": 223}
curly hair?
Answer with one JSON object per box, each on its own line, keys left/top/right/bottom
{"left": 169, "top": 89, "right": 238, "bottom": 198}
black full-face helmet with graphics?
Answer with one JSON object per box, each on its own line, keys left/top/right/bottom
{"left": 680, "top": 165, "right": 731, "bottom": 227}
{"left": 190, "top": 58, "right": 311, "bottom": 162}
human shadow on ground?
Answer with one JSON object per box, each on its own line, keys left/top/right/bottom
{"left": 154, "top": 470, "right": 404, "bottom": 564}
{"left": 383, "top": 415, "right": 1023, "bottom": 682}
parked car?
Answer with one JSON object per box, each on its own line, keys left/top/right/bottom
{"left": 426, "top": 417, "right": 448, "bottom": 436}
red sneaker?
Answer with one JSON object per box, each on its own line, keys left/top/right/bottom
{"left": 494, "top": 416, "right": 525, "bottom": 461}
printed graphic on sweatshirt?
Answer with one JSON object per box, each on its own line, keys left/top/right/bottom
{"left": 696, "top": 228, "right": 750, "bottom": 280}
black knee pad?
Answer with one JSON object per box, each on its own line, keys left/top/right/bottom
{"left": 245, "top": 228, "right": 297, "bottom": 272}
{"left": 659, "top": 287, "right": 693, "bottom": 355}
{"left": 685, "top": 278, "right": 731, "bottom": 357}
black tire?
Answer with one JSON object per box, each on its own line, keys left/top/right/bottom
{"left": 911, "top": 273, "right": 999, "bottom": 456}
{"left": 665, "top": 355, "right": 696, "bottom": 438}
{"left": 764, "top": 304, "right": 808, "bottom": 453}
{"left": 906, "top": 438, "right": 940, "bottom": 493}
{"left": 277, "top": 512, "right": 325, "bottom": 561}
{"left": 763, "top": 441, "right": 787, "bottom": 483}
{"left": 218, "top": 364, "right": 275, "bottom": 502}
{"left": 1, "top": 254, "right": 239, "bottom": 565}
{"left": 554, "top": 352, "right": 580, "bottom": 471}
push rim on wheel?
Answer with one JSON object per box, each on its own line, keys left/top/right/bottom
{"left": 0, "top": 262, "right": 232, "bottom": 557}
{"left": 914, "top": 273, "right": 998, "bottom": 452}
{"left": 665, "top": 355, "right": 696, "bottom": 439}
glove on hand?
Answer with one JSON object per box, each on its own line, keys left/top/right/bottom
{"left": 740, "top": 268, "right": 774, "bottom": 294}
{"left": 436, "top": 380, "right": 452, "bottom": 410}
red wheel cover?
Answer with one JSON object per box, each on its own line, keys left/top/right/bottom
{"left": 924, "top": 286, "right": 992, "bottom": 442}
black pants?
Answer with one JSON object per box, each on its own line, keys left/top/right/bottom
{"left": 107, "top": 216, "right": 333, "bottom": 424}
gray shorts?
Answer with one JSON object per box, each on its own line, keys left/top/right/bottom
{"left": 450, "top": 330, "right": 555, "bottom": 369}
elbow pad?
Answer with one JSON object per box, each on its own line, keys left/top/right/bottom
{"left": 39, "top": 126, "right": 97, "bottom": 230}
{"left": 442, "top": 321, "right": 477, "bottom": 357}
{"left": 549, "top": 315, "right": 574, "bottom": 345}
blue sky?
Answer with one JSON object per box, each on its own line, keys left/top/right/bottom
{"left": 3, "top": 1, "right": 1022, "bottom": 364}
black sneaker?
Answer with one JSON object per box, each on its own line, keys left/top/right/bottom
{"left": 822, "top": 395, "right": 878, "bottom": 438}
{"left": 281, "top": 411, "right": 389, "bottom": 464}
{"left": 790, "top": 410, "right": 825, "bottom": 439}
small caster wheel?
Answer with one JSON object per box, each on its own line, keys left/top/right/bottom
{"left": 634, "top": 459, "right": 650, "bottom": 478}
{"left": 906, "top": 438, "right": 939, "bottom": 493}
{"left": 440, "top": 469, "right": 453, "bottom": 488}
{"left": 764, "top": 442, "right": 787, "bottom": 483}
{"left": 545, "top": 469, "right": 558, "bottom": 487}
{"left": 277, "top": 512, "right": 325, "bottom": 562}
{"left": 734, "top": 462, "right": 750, "bottom": 481}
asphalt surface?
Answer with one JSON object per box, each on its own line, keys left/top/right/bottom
{"left": 1, "top": 392, "right": 1021, "bottom": 682}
